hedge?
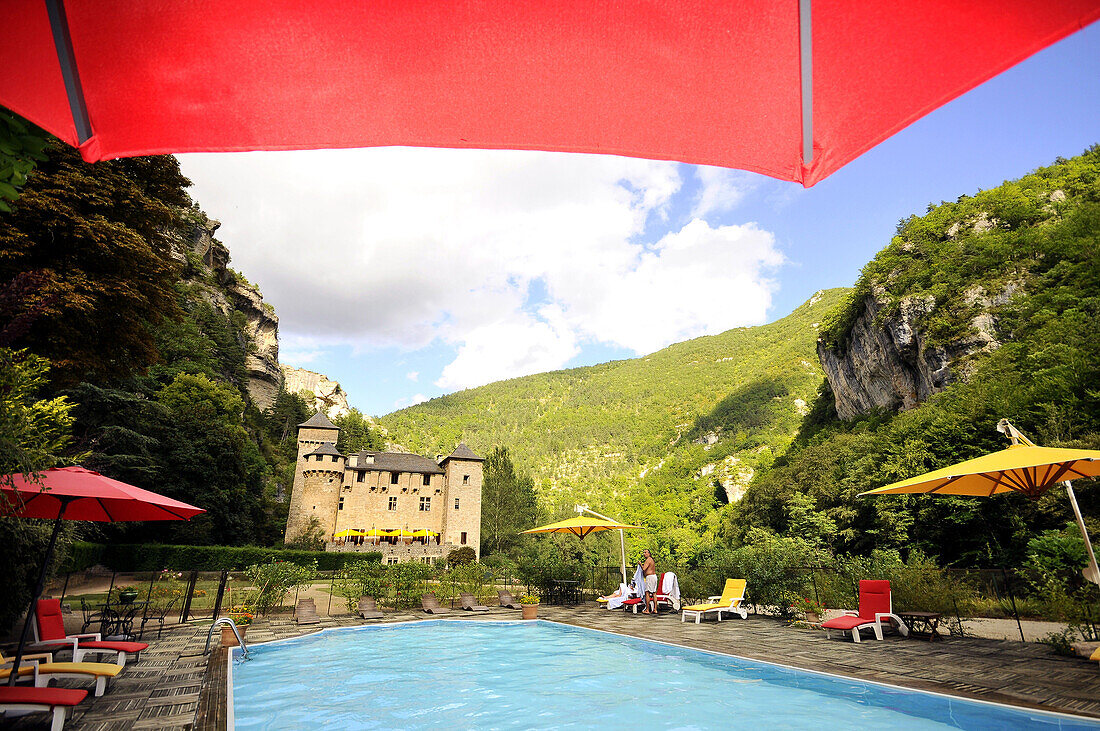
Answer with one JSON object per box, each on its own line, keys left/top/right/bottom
{"left": 65, "top": 542, "right": 382, "bottom": 572}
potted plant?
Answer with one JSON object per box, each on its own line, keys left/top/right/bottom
{"left": 520, "top": 594, "right": 539, "bottom": 620}
{"left": 223, "top": 606, "right": 254, "bottom": 646}
{"left": 790, "top": 596, "right": 826, "bottom": 624}
{"left": 116, "top": 586, "right": 139, "bottom": 604}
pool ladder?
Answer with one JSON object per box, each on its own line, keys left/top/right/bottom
{"left": 204, "top": 617, "right": 250, "bottom": 660}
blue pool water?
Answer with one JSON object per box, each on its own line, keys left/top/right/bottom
{"left": 232, "top": 620, "right": 1097, "bottom": 730}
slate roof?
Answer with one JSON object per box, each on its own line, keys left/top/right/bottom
{"left": 299, "top": 411, "right": 339, "bottom": 430}
{"left": 307, "top": 442, "right": 344, "bottom": 458}
{"left": 350, "top": 450, "right": 444, "bottom": 475}
{"left": 441, "top": 443, "right": 484, "bottom": 463}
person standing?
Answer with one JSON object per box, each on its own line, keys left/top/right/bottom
{"left": 640, "top": 549, "right": 657, "bottom": 614}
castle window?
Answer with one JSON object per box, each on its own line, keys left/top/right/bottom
{"left": 338, "top": 497, "right": 344, "bottom": 511}
{"left": 390, "top": 472, "right": 400, "bottom": 484}
{"left": 419, "top": 496, "right": 431, "bottom": 512}
{"left": 460, "top": 532, "right": 467, "bottom": 545}
{"left": 422, "top": 474, "right": 431, "bottom": 486}
{"left": 454, "top": 498, "right": 460, "bottom": 510}
{"left": 316, "top": 455, "right": 323, "bottom": 462}
{"left": 331, "top": 455, "right": 339, "bottom": 463}
{"left": 388, "top": 496, "right": 397, "bottom": 511}
{"left": 463, "top": 474, "right": 470, "bottom": 485}
{"left": 357, "top": 472, "right": 365, "bottom": 483}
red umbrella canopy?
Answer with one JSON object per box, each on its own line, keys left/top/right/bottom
{"left": 1, "top": 466, "right": 205, "bottom": 522}
{"left": 2, "top": 1, "right": 1097, "bottom": 185}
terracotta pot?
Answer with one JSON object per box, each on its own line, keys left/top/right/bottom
{"left": 803, "top": 612, "right": 820, "bottom": 624}
{"left": 221, "top": 624, "right": 248, "bottom": 646}
{"left": 521, "top": 604, "right": 538, "bottom": 620}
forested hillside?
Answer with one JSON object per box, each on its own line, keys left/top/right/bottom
{"left": 381, "top": 289, "right": 847, "bottom": 556}
{"left": 733, "top": 147, "right": 1100, "bottom": 567}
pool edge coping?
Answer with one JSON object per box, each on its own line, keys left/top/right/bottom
{"left": 223, "top": 617, "right": 1100, "bottom": 727}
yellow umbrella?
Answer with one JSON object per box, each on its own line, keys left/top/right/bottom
{"left": 333, "top": 529, "right": 367, "bottom": 538}
{"left": 363, "top": 529, "right": 385, "bottom": 537}
{"left": 859, "top": 420, "right": 1100, "bottom": 585}
{"left": 522, "top": 516, "right": 640, "bottom": 538}
{"left": 522, "top": 513, "right": 641, "bottom": 583}
{"left": 412, "top": 529, "right": 438, "bottom": 537}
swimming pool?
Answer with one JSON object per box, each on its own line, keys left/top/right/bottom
{"left": 231, "top": 620, "right": 1098, "bottom": 730}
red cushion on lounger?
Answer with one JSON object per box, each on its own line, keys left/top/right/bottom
{"left": 34, "top": 598, "right": 68, "bottom": 641}
{"left": 820, "top": 615, "right": 871, "bottom": 630}
{"left": 0, "top": 686, "right": 88, "bottom": 706}
{"left": 79, "top": 640, "right": 148, "bottom": 653}
{"left": 620, "top": 598, "right": 643, "bottom": 606}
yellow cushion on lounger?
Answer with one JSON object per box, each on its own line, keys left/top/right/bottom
{"left": 681, "top": 601, "right": 724, "bottom": 612}
{"left": 1091, "top": 646, "right": 1100, "bottom": 662}
{"left": 42, "top": 662, "right": 123, "bottom": 677}
{"left": 0, "top": 666, "right": 36, "bottom": 679}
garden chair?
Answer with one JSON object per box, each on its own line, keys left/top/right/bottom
{"left": 821, "top": 580, "right": 909, "bottom": 643}
{"left": 32, "top": 599, "right": 147, "bottom": 665}
{"left": 139, "top": 597, "right": 178, "bottom": 640}
{"left": 78, "top": 599, "right": 105, "bottom": 635}
{"left": 459, "top": 593, "right": 490, "bottom": 612}
{"left": 1, "top": 650, "right": 123, "bottom": 698}
{"left": 680, "top": 579, "right": 749, "bottom": 623}
{"left": 497, "top": 590, "right": 522, "bottom": 609}
{"left": 295, "top": 598, "right": 320, "bottom": 625}
{"left": 0, "top": 686, "right": 87, "bottom": 731}
{"left": 421, "top": 593, "right": 450, "bottom": 614}
{"left": 357, "top": 596, "right": 383, "bottom": 619}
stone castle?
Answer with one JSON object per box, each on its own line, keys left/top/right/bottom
{"left": 283, "top": 412, "right": 484, "bottom": 562}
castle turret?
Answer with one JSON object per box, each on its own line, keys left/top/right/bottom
{"left": 439, "top": 443, "right": 484, "bottom": 558}
{"left": 284, "top": 412, "right": 342, "bottom": 543}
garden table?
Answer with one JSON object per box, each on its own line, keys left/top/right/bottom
{"left": 898, "top": 611, "right": 942, "bottom": 641}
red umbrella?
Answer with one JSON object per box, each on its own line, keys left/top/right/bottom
{"left": 1, "top": 466, "right": 205, "bottom": 686}
{"left": 2, "top": 1, "right": 1097, "bottom": 185}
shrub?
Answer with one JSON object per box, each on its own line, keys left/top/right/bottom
{"left": 334, "top": 560, "right": 385, "bottom": 613}
{"left": 447, "top": 546, "right": 476, "bottom": 566}
{"left": 244, "top": 559, "right": 317, "bottom": 615}
{"left": 84, "top": 542, "right": 380, "bottom": 572}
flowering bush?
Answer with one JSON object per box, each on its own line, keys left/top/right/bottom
{"left": 790, "top": 596, "right": 826, "bottom": 616}
{"left": 228, "top": 605, "right": 254, "bottom": 626}
{"left": 520, "top": 594, "right": 539, "bottom": 605}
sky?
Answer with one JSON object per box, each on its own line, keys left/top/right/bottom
{"left": 177, "top": 22, "right": 1100, "bottom": 418}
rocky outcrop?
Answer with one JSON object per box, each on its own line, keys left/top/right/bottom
{"left": 819, "top": 285, "right": 1012, "bottom": 420}
{"left": 231, "top": 281, "right": 281, "bottom": 410}
{"left": 174, "top": 215, "right": 283, "bottom": 410}
{"left": 281, "top": 365, "right": 350, "bottom": 419}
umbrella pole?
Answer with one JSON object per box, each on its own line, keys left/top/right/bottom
{"left": 618, "top": 529, "right": 627, "bottom": 584}
{"left": 1064, "top": 481, "right": 1100, "bottom": 586}
{"left": 8, "top": 500, "right": 69, "bottom": 687}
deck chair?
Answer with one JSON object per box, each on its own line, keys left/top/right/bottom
{"left": 138, "top": 597, "right": 178, "bottom": 640}
{"left": 459, "top": 593, "right": 490, "bottom": 612}
{"left": 421, "top": 593, "right": 450, "bottom": 614}
{"left": 821, "top": 580, "right": 909, "bottom": 642}
{"left": 1, "top": 651, "right": 123, "bottom": 698}
{"left": 295, "top": 598, "right": 321, "bottom": 625}
{"left": 497, "top": 590, "right": 523, "bottom": 609}
{"left": 680, "top": 579, "right": 749, "bottom": 623}
{"left": 33, "top": 599, "right": 147, "bottom": 665}
{"left": 357, "top": 596, "right": 384, "bottom": 619}
{"left": 0, "top": 686, "right": 87, "bottom": 731}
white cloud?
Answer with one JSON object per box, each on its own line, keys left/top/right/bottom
{"left": 691, "top": 166, "right": 758, "bottom": 219}
{"left": 435, "top": 306, "right": 579, "bottom": 390}
{"left": 393, "top": 393, "right": 430, "bottom": 410}
{"left": 405, "top": 371, "right": 419, "bottom": 382}
{"left": 179, "top": 149, "right": 782, "bottom": 391}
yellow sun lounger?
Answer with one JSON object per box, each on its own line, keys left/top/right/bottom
{"left": 0, "top": 651, "right": 123, "bottom": 698}
{"left": 680, "top": 579, "right": 748, "bottom": 623}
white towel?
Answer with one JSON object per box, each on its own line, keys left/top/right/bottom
{"left": 660, "top": 572, "right": 682, "bottom": 610}
{"left": 605, "top": 582, "right": 632, "bottom": 611}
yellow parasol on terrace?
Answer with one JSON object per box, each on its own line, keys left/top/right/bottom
{"left": 522, "top": 512, "right": 641, "bottom": 583}
{"left": 334, "top": 529, "right": 367, "bottom": 538}
{"left": 859, "top": 420, "right": 1100, "bottom": 586}
{"left": 412, "top": 529, "right": 438, "bottom": 537}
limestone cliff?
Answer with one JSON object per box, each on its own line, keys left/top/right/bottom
{"left": 281, "top": 365, "right": 351, "bottom": 419}
{"left": 172, "top": 215, "right": 283, "bottom": 409}
{"left": 818, "top": 277, "right": 1015, "bottom": 421}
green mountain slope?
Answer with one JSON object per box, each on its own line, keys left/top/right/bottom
{"left": 380, "top": 288, "right": 847, "bottom": 553}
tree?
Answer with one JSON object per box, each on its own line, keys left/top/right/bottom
{"left": 0, "top": 141, "right": 189, "bottom": 385}
{"left": 480, "top": 446, "right": 539, "bottom": 557}
{"left": 0, "top": 109, "right": 48, "bottom": 213}
{"left": 0, "top": 348, "right": 74, "bottom": 633}
{"left": 334, "top": 408, "right": 385, "bottom": 453}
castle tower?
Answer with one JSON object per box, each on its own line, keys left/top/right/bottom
{"left": 284, "top": 412, "right": 341, "bottom": 543}
{"left": 439, "top": 443, "right": 484, "bottom": 558}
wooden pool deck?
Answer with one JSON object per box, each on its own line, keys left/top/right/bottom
{"left": 6, "top": 603, "right": 1098, "bottom": 729}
